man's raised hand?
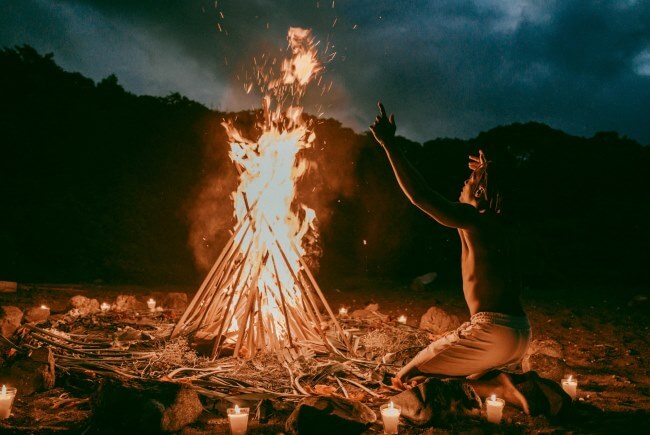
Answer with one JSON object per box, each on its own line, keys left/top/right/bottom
{"left": 468, "top": 149, "right": 487, "bottom": 171}
{"left": 370, "top": 101, "right": 396, "bottom": 146}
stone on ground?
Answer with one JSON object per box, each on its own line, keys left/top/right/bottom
{"left": 285, "top": 396, "right": 376, "bottom": 435}
{"left": 0, "top": 347, "right": 56, "bottom": 395}
{"left": 161, "top": 292, "right": 188, "bottom": 311}
{"left": 24, "top": 306, "right": 51, "bottom": 324}
{"left": 0, "top": 305, "right": 23, "bottom": 338}
{"left": 419, "top": 306, "right": 461, "bottom": 334}
{"left": 522, "top": 339, "right": 567, "bottom": 382}
{"left": 68, "top": 295, "right": 100, "bottom": 317}
{"left": 0, "top": 281, "right": 17, "bottom": 293}
{"left": 91, "top": 377, "right": 203, "bottom": 432}
{"left": 113, "top": 295, "right": 138, "bottom": 312}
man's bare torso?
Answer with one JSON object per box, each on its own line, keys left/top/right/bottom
{"left": 458, "top": 214, "right": 524, "bottom": 316}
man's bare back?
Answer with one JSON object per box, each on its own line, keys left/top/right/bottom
{"left": 459, "top": 223, "right": 524, "bottom": 317}
{"left": 370, "top": 101, "right": 530, "bottom": 387}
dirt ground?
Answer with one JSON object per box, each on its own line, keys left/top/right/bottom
{"left": 0, "top": 278, "right": 648, "bottom": 433}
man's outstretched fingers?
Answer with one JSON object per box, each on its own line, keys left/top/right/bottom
{"left": 378, "top": 101, "right": 386, "bottom": 117}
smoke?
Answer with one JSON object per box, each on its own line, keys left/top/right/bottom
{"left": 186, "top": 116, "right": 239, "bottom": 271}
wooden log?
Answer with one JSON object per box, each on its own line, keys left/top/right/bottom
{"left": 271, "top": 256, "right": 294, "bottom": 348}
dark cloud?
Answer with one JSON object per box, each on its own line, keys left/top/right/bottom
{"left": 1, "top": 0, "right": 649, "bottom": 143}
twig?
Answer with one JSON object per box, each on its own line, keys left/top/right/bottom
{"left": 339, "top": 377, "right": 381, "bottom": 398}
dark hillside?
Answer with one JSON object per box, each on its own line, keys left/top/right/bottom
{"left": 1, "top": 46, "right": 647, "bottom": 291}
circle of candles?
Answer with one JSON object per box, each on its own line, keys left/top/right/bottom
{"left": 147, "top": 298, "right": 156, "bottom": 311}
{"left": 227, "top": 404, "right": 250, "bottom": 435}
{"left": 0, "top": 385, "right": 17, "bottom": 419}
{"left": 397, "top": 315, "right": 407, "bottom": 324}
{"left": 380, "top": 401, "right": 401, "bottom": 434}
{"left": 561, "top": 375, "right": 578, "bottom": 400}
{"left": 485, "top": 394, "right": 505, "bottom": 424}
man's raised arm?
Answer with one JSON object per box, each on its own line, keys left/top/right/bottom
{"left": 370, "top": 102, "right": 478, "bottom": 229}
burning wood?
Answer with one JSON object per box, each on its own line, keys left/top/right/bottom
{"left": 172, "top": 28, "right": 349, "bottom": 358}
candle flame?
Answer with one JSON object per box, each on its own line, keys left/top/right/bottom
{"left": 234, "top": 404, "right": 240, "bottom": 414}
{"left": 490, "top": 394, "right": 496, "bottom": 401}
{"left": 148, "top": 298, "right": 155, "bottom": 304}
{"left": 567, "top": 375, "right": 573, "bottom": 382}
{"left": 1, "top": 385, "right": 5, "bottom": 396}
{"left": 40, "top": 304, "right": 48, "bottom": 310}
{"left": 389, "top": 401, "right": 394, "bottom": 409}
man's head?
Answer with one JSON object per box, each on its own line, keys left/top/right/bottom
{"left": 459, "top": 150, "right": 503, "bottom": 213}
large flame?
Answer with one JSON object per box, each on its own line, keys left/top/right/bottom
{"left": 221, "top": 28, "right": 321, "bottom": 342}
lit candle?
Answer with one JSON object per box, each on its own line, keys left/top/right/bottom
{"left": 40, "top": 304, "right": 49, "bottom": 310}
{"left": 0, "top": 385, "right": 17, "bottom": 419}
{"left": 227, "top": 405, "right": 249, "bottom": 435}
{"left": 397, "top": 315, "right": 407, "bottom": 324}
{"left": 561, "top": 375, "right": 578, "bottom": 400}
{"left": 147, "top": 298, "right": 156, "bottom": 311}
{"left": 485, "top": 394, "right": 505, "bottom": 424}
{"left": 380, "top": 401, "right": 401, "bottom": 434}
{"left": 339, "top": 307, "right": 348, "bottom": 316}
{"left": 100, "top": 302, "right": 111, "bottom": 312}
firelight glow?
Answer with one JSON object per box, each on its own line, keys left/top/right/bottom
{"left": 222, "top": 27, "right": 320, "bottom": 343}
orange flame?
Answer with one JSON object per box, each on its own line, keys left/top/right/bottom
{"left": 221, "top": 28, "right": 321, "bottom": 341}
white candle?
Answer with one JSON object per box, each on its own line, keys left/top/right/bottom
{"left": 561, "top": 375, "right": 578, "bottom": 400}
{"left": 147, "top": 298, "right": 156, "bottom": 311}
{"left": 100, "top": 302, "right": 111, "bottom": 312}
{"left": 485, "top": 394, "right": 505, "bottom": 424}
{"left": 397, "top": 315, "right": 407, "bottom": 324}
{"left": 0, "top": 385, "right": 17, "bottom": 419}
{"left": 227, "top": 405, "right": 249, "bottom": 435}
{"left": 380, "top": 401, "right": 401, "bottom": 434}
{"left": 339, "top": 307, "right": 348, "bottom": 316}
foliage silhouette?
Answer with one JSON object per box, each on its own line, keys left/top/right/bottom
{"left": 0, "top": 45, "right": 647, "bottom": 291}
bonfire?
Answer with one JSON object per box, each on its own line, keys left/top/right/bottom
{"left": 171, "top": 27, "right": 349, "bottom": 359}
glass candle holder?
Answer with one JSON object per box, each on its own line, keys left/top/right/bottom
{"left": 561, "top": 375, "right": 578, "bottom": 400}
{"left": 380, "top": 402, "right": 401, "bottom": 434}
{"left": 485, "top": 394, "right": 505, "bottom": 423}
{"left": 227, "top": 405, "right": 249, "bottom": 435}
{"left": 0, "top": 385, "right": 17, "bottom": 419}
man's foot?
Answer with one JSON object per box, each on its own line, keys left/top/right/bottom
{"left": 471, "top": 372, "right": 530, "bottom": 414}
{"left": 509, "top": 371, "right": 572, "bottom": 417}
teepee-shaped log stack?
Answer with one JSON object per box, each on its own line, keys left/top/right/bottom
{"left": 171, "top": 197, "right": 350, "bottom": 359}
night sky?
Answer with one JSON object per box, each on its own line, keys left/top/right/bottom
{"left": 2, "top": 0, "right": 649, "bottom": 144}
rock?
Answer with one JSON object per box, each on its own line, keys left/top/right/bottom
{"left": 117, "top": 326, "right": 145, "bottom": 341}
{"left": 350, "top": 309, "right": 375, "bottom": 319}
{"left": 0, "top": 306, "right": 23, "bottom": 338}
{"left": 628, "top": 294, "right": 648, "bottom": 308}
{"left": 24, "top": 306, "right": 51, "bottom": 324}
{"left": 0, "top": 281, "right": 17, "bottom": 293}
{"left": 522, "top": 340, "right": 566, "bottom": 382}
{"left": 285, "top": 396, "right": 376, "bottom": 435}
{"left": 419, "top": 306, "right": 461, "bottom": 335}
{"left": 68, "top": 295, "right": 100, "bottom": 317}
{"left": 92, "top": 377, "right": 203, "bottom": 432}
{"left": 161, "top": 292, "right": 188, "bottom": 311}
{"left": 114, "top": 295, "right": 138, "bottom": 312}
{"left": 0, "top": 347, "right": 56, "bottom": 395}
{"left": 410, "top": 272, "right": 438, "bottom": 291}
